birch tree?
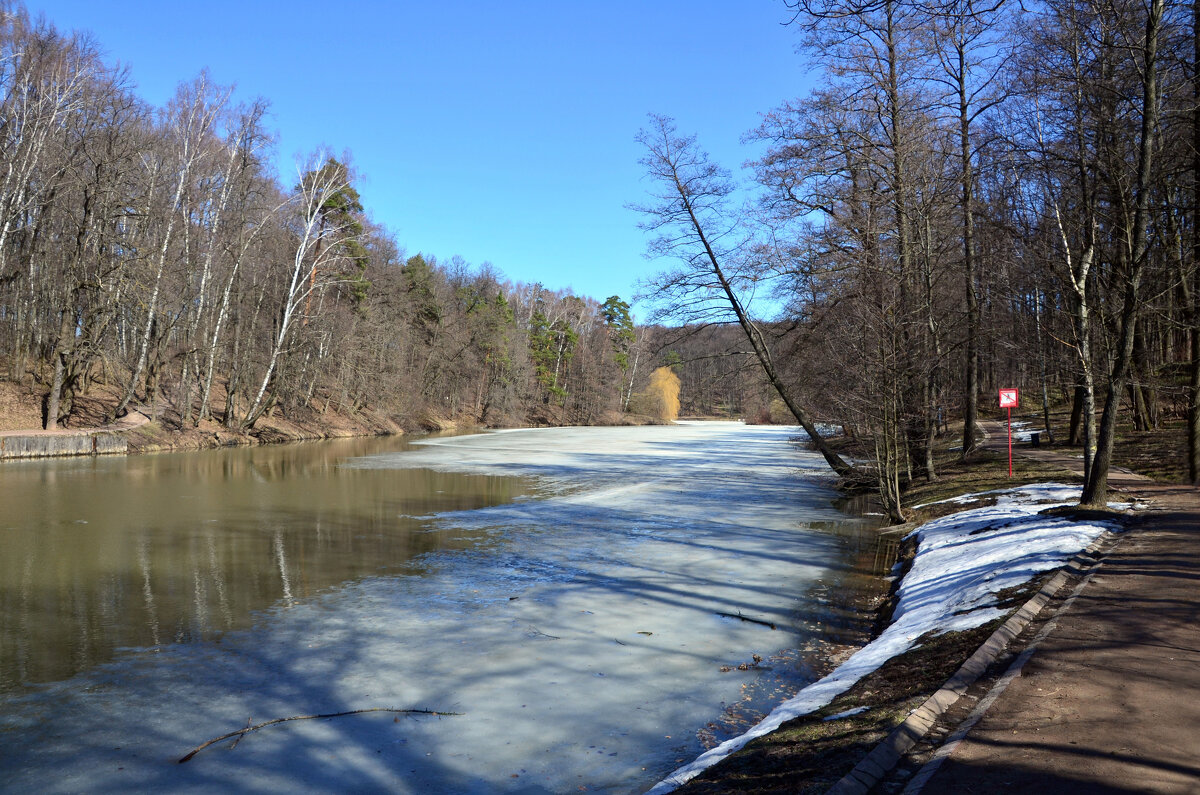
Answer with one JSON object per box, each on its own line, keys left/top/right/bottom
{"left": 0, "top": 13, "right": 97, "bottom": 381}
{"left": 240, "top": 153, "right": 364, "bottom": 429}
{"left": 1080, "top": 0, "right": 1167, "bottom": 506}
{"left": 179, "top": 98, "right": 272, "bottom": 425}
{"left": 109, "top": 72, "right": 229, "bottom": 421}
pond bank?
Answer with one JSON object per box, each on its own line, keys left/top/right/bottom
{"left": 0, "top": 385, "right": 666, "bottom": 460}
{"left": 655, "top": 482, "right": 1135, "bottom": 793}
{"left": 0, "top": 415, "right": 398, "bottom": 460}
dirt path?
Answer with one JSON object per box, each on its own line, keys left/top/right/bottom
{"left": 911, "top": 423, "right": 1200, "bottom": 793}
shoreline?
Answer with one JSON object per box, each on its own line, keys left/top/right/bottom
{"left": 694, "top": 512, "right": 902, "bottom": 758}
{"left": 0, "top": 400, "right": 416, "bottom": 460}
{"left": 0, "top": 401, "right": 676, "bottom": 461}
{"left": 654, "top": 482, "right": 1133, "bottom": 792}
{"left": 662, "top": 421, "right": 1186, "bottom": 793}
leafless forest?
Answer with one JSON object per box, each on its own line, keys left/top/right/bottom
{"left": 0, "top": 4, "right": 662, "bottom": 434}
{"left": 0, "top": 1, "right": 1197, "bottom": 516}
{"left": 636, "top": 0, "right": 1197, "bottom": 516}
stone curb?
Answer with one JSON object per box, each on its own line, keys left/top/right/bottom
{"left": 825, "top": 531, "right": 1114, "bottom": 795}
{"left": 899, "top": 539, "right": 1109, "bottom": 794}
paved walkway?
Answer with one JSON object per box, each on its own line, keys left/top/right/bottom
{"left": 915, "top": 423, "right": 1200, "bottom": 793}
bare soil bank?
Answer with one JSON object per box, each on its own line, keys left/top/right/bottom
{"left": 0, "top": 377, "right": 663, "bottom": 457}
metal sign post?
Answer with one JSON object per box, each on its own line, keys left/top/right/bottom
{"left": 999, "top": 389, "right": 1019, "bottom": 477}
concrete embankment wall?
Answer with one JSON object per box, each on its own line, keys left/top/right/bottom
{"left": 0, "top": 433, "right": 127, "bottom": 459}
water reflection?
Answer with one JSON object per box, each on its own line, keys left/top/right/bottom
{"left": 0, "top": 436, "right": 535, "bottom": 692}
{"left": 0, "top": 424, "right": 894, "bottom": 793}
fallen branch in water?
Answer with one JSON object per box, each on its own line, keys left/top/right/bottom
{"left": 715, "top": 611, "right": 777, "bottom": 630}
{"left": 179, "top": 707, "right": 461, "bottom": 763}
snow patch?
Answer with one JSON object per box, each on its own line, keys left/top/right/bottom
{"left": 823, "top": 706, "right": 869, "bottom": 721}
{"left": 649, "top": 482, "right": 1124, "bottom": 793}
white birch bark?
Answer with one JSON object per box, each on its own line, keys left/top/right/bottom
{"left": 111, "top": 74, "right": 227, "bottom": 420}
{"left": 241, "top": 153, "right": 361, "bottom": 429}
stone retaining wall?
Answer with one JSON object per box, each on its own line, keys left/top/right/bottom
{"left": 0, "top": 432, "right": 127, "bottom": 459}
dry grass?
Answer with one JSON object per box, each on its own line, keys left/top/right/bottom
{"left": 0, "top": 378, "right": 46, "bottom": 430}
{"left": 676, "top": 618, "right": 1011, "bottom": 794}
{"left": 1111, "top": 420, "right": 1191, "bottom": 482}
{"left": 1008, "top": 409, "right": 1191, "bottom": 483}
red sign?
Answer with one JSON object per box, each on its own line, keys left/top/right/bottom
{"left": 1000, "top": 388, "right": 1019, "bottom": 477}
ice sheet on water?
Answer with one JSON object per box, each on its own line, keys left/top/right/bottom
{"left": 0, "top": 422, "right": 867, "bottom": 793}
{"left": 347, "top": 422, "right": 845, "bottom": 533}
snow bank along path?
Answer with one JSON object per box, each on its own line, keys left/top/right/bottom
{"left": 650, "top": 483, "right": 1131, "bottom": 793}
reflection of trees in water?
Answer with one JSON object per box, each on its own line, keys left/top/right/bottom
{"left": 139, "top": 536, "right": 160, "bottom": 647}
{"left": 274, "top": 530, "right": 293, "bottom": 607}
{"left": 0, "top": 440, "right": 530, "bottom": 692}
{"left": 0, "top": 508, "right": 490, "bottom": 690}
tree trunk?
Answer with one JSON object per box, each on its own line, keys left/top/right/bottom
{"left": 44, "top": 314, "right": 69, "bottom": 429}
{"left": 1082, "top": 0, "right": 1163, "bottom": 506}
{"left": 1035, "top": 289, "right": 1054, "bottom": 442}
{"left": 958, "top": 37, "right": 980, "bottom": 459}
{"left": 1068, "top": 383, "right": 1085, "bottom": 446}
{"left": 1190, "top": 0, "right": 1200, "bottom": 484}
{"left": 1190, "top": 324, "right": 1200, "bottom": 484}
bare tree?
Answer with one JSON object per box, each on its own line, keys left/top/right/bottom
{"left": 1081, "top": 0, "right": 1166, "bottom": 505}
{"left": 180, "top": 98, "right": 273, "bottom": 426}
{"left": 0, "top": 12, "right": 98, "bottom": 384}
{"left": 1190, "top": 0, "right": 1200, "bottom": 484}
{"left": 633, "top": 114, "right": 863, "bottom": 482}
{"left": 922, "top": 0, "right": 1013, "bottom": 455}
{"left": 240, "top": 153, "right": 364, "bottom": 428}
{"left": 109, "top": 72, "right": 229, "bottom": 421}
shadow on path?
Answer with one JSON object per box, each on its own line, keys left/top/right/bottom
{"left": 922, "top": 424, "right": 1200, "bottom": 793}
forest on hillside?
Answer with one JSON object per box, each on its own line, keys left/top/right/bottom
{"left": 1, "top": 1, "right": 1197, "bottom": 517}
{"left": 0, "top": 4, "right": 731, "bottom": 434}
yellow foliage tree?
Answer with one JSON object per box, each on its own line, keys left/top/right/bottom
{"left": 646, "top": 366, "right": 680, "bottom": 422}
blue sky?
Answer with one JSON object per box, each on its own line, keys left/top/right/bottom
{"left": 30, "top": 1, "right": 812, "bottom": 315}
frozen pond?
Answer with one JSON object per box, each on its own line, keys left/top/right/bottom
{"left": 0, "top": 422, "right": 880, "bottom": 793}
